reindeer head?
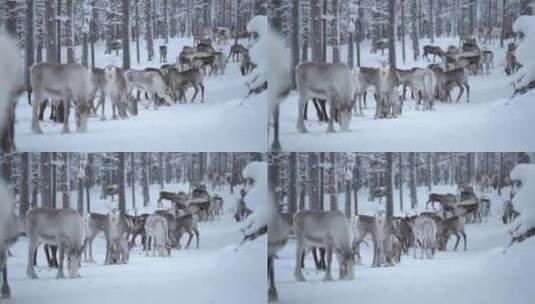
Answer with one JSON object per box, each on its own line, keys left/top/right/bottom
{"left": 332, "top": 89, "right": 352, "bottom": 132}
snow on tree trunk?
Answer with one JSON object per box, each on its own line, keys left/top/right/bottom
{"left": 122, "top": 0, "right": 131, "bottom": 69}
{"left": 66, "top": 0, "right": 74, "bottom": 63}
{"left": 388, "top": 0, "right": 397, "bottom": 68}
{"left": 288, "top": 153, "right": 297, "bottom": 214}
{"left": 386, "top": 153, "right": 394, "bottom": 217}
{"left": 145, "top": 0, "right": 155, "bottom": 62}
{"left": 45, "top": 0, "right": 57, "bottom": 63}
{"left": 20, "top": 153, "right": 30, "bottom": 218}
{"left": 311, "top": 0, "right": 322, "bottom": 61}
{"left": 328, "top": 152, "right": 337, "bottom": 211}
{"left": 62, "top": 153, "right": 70, "bottom": 209}
{"left": 118, "top": 153, "right": 126, "bottom": 213}
{"left": 331, "top": 0, "right": 340, "bottom": 63}
{"left": 509, "top": 164, "right": 535, "bottom": 241}
{"left": 141, "top": 153, "right": 150, "bottom": 206}
{"left": 411, "top": 0, "right": 420, "bottom": 60}
{"left": 409, "top": 152, "right": 418, "bottom": 208}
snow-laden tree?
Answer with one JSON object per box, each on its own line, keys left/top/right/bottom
{"left": 509, "top": 163, "right": 535, "bottom": 243}
{"left": 511, "top": 15, "right": 535, "bottom": 94}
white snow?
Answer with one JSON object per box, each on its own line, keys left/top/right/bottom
{"left": 509, "top": 163, "right": 535, "bottom": 236}
{"left": 7, "top": 183, "right": 265, "bottom": 304}
{"left": 274, "top": 37, "right": 535, "bottom": 151}
{"left": 14, "top": 37, "right": 266, "bottom": 151}
{"left": 512, "top": 15, "right": 535, "bottom": 90}
{"left": 275, "top": 185, "right": 534, "bottom": 304}
{"left": 241, "top": 161, "right": 268, "bottom": 236}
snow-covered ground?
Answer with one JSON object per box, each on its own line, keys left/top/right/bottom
{"left": 274, "top": 185, "right": 534, "bottom": 304}
{"left": 275, "top": 37, "right": 535, "bottom": 151}
{"left": 6, "top": 183, "right": 266, "bottom": 304}
{"left": 15, "top": 37, "right": 267, "bottom": 152}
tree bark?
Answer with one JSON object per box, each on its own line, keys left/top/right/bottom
{"left": 386, "top": 153, "right": 394, "bottom": 217}
{"left": 142, "top": 153, "right": 150, "bottom": 206}
{"left": 118, "top": 153, "right": 126, "bottom": 213}
{"left": 122, "top": 0, "right": 131, "bottom": 69}
{"left": 328, "top": 152, "right": 337, "bottom": 211}
{"left": 409, "top": 152, "right": 417, "bottom": 208}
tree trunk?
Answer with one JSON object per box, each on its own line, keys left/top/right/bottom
{"left": 77, "top": 155, "right": 84, "bottom": 215}
{"left": 388, "top": 0, "right": 397, "bottom": 68}
{"left": 135, "top": 0, "right": 141, "bottom": 64}
{"left": 401, "top": 0, "right": 406, "bottom": 63}
{"left": 145, "top": 0, "right": 155, "bottom": 61}
{"left": 311, "top": 0, "right": 322, "bottom": 61}
{"left": 21, "top": 153, "right": 31, "bottom": 219}
{"left": 142, "top": 153, "right": 150, "bottom": 206}
{"left": 353, "top": 154, "right": 360, "bottom": 215}
{"left": 25, "top": 0, "right": 35, "bottom": 94}
{"left": 288, "top": 153, "right": 297, "bottom": 214}
{"left": 122, "top": 0, "right": 131, "bottom": 69}
{"left": 62, "top": 153, "right": 70, "bottom": 209}
{"left": 45, "top": 0, "right": 58, "bottom": 63}
{"left": 118, "top": 153, "right": 126, "bottom": 213}
{"left": 57, "top": 0, "right": 62, "bottom": 63}
{"left": 40, "top": 153, "right": 52, "bottom": 208}
{"left": 86, "top": 154, "right": 92, "bottom": 213}
{"left": 411, "top": 0, "right": 420, "bottom": 60}
{"left": 159, "top": 152, "right": 165, "bottom": 189}
{"left": 309, "top": 153, "right": 320, "bottom": 210}
{"left": 131, "top": 153, "right": 136, "bottom": 211}
{"left": 426, "top": 153, "right": 432, "bottom": 191}
{"left": 386, "top": 153, "right": 394, "bottom": 217}
{"left": 430, "top": 0, "right": 435, "bottom": 43}
{"left": 328, "top": 152, "right": 337, "bottom": 211}
{"left": 409, "top": 152, "right": 417, "bottom": 208}
{"left": 331, "top": 0, "right": 340, "bottom": 62}
{"left": 163, "top": 0, "right": 169, "bottom": 43}
{"left": 399, "top": 153, "right": 403, "bottom": 211}
{"left": 66, "top": 0, "right": 75, "bottom": 63}
{"left": 291, "top": 0, "right": 300, "bottom": 88}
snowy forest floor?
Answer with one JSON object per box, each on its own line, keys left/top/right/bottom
{"left": 275, "top": 185, "right": 534, "bottom": 304}
{"left": 6, "top": 183, "right": 266, "bottom": 304}
{"left": 14, "top": 37, "right": 267, "bottom": 152}
{"left": 275, "top": 37, "right": 535, "bottom": 151}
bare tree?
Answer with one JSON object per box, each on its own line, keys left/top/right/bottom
{"left": 328, "top": 152, "right": 337, "bottom": 210}
{"left": 409, "top": 152, "right": 417, "bottom": 208}
{"left": 386, "top": 153, "right": 394, "bottom": 217}
{"left": 122, "top": 0, "right": 131, "bottom": 69}
{"left": 141, "top": 153, "right": 150, "bottom": 206}
{"left": 118, "top": 153, "right": 126, "bottom": 213}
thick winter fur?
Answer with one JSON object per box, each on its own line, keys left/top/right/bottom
{"left": 166, "top": 67, "right": 205, "bottom": 103}
{"left": 294, "top": 210, "right": 354, "bottom": 282}
{"left": 82, "top": 213, "right": 106, "bottom": 263}
{"left": 174, "top": 213, "right": 200, "bottom": 249}
{"left": 352, "top": 67, "right": 378, "bottom": 116}
{"left": 125, "top": 69, "right": 173, "bottom": 109}
{"left": 412, "top": 216, "right": 437, "bottom": 259}
{"left": 438, "top": 216, "right": 467, "bottom": 251}
{"left": 26, "top": 208, "right": 84, "bottom": 279}
{"left": 103, "top": 66, "right": 130, "bottom": 119}
{"left": 431, "top": 66, "right": 470, "bottom": 103}
{"left": 296, "top": 62, "right": 353, "bottom": 133}
{"left": 104, "top": 209, "right": 129, "bottom": 265}
{"left": 30, "top": 63, "right": 93, "bottom": 134}
{"left": 376, "top": 65, "right": 400, "bottom": 118}
{"left": 0, "top": 180, "right": 18, "bottom": 298}
{"left": 144, "top": 215, "right": 171, "bottom": 257}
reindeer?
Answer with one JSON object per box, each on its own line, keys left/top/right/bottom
{"left": 103, "top": 66, "right": 130, "bottom": 120}
{"left": 502, "top": 201, "right": 520, "bottom": 224}
{"left": 125, "top": 69, "right": 173, "bottom": 109}
{"left": 212, "top": 52, "right": 227, "bottom": 75}
{"left": 296, "top": 62, "right": 353, "bottom": 133}
{"left": 481, "top": 50, "right": 494, "bottom": 74}
{"left": 30, "top": 63, "right": 93, "bottom": 134}
{"left": 295, "top": 210, "right": 354, "bottom": 281}
{"left": 82, "top": 213, "right": 106, "bottom": 263}
{"left": 0, "top": 180, "right": 18, "bottom": 299}
{"left": 352, "top": 214, "right": 396, "bottom": 266}
{"left": 352, "top": 66, "right": 378, "bottom": 116}
{"left": 423, "top": 45, "right": 445, "bottom": 62}
{"left": 166, "top": 67, "right": 205, "bottom": 103}
{"left": 174, "top": 213, "right": 200, "bottom": 249}
{"left": 376, "top": 65, "right": 400, "bottom": 118}
{"left": 438, "top": 216, "right": 467, "bottom": 251}
{"left": 235, "top": 198, "right": 252, "bottom": 222}
{"left": 144, "top": 215, "right": 171, "bottom": 257}
{"left": 104, "top": 209, "right": 129, "bottom": 265}
{"left": 104, "top": 185, "right": 119, "bottom": 201}
{"left": 373, "top": 39, "right": 388, "bottom": 55}
{"left": 26, "top": 208, "right": 84, "bottom": 279}
{"left": 426, "top": 193, "right": 457, "bottom": 210}
{"left": 396, "top": 68, "right": 437, "bottom": 111}
{"left": 158, "top": 191, "right": 180, "bottom": 208}
{"left": 159, "top": 45, "right": 168, "bottom": 63}
{"left": 178, "top": 46, "right": 195, "bottom": 69}
{"left": 412, "top": 216, "right": 437, "bottom": 259}
{"left": 228, "top": 44, "right": 247, "bottom": 62}
{"left": 240, "top": 52, "right": 256, "bottom": 76}
{"left": 268, "top": 191, "right": 291, "bottom": 302}
{"left": 431, "top": 66, "right": 470, "bottom": 103}
{"left": 211, "top": 195, "right": 224, "bottom": 219}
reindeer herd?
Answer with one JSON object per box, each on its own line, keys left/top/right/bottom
{"left": 295, "top": 36, "right": 505, "bottom": 133}
{"left": 268, "top": 177, "right": 521, "bottom": 302}
{"left": 28, "top": 26, "right": 255, "bottom": 135}
{"left": 0, "top": 180, "right": 261, "bottom": 300}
